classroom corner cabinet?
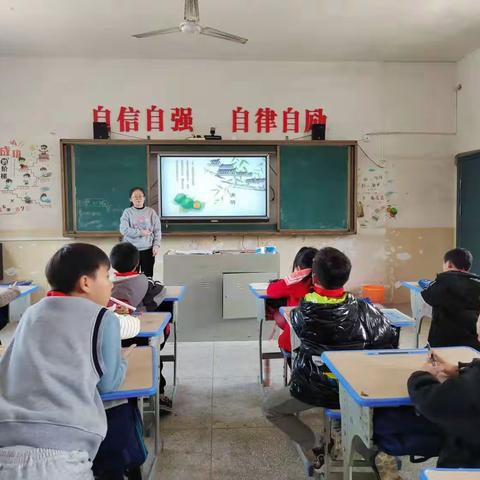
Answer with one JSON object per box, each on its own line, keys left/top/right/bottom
{"left": 222, "top": 271, "right": 276, "bottom": 319}
{"left": 163, "top": 252, "right": 279, "bottom": 341}
{"left": 61, "top": 139, "right": 356, "bottom": 237}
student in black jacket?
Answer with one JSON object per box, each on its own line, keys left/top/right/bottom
{"left": 262, "top": 247, "right": 399, "bottom": 474}
{"left": 408, "top": 332, "right": 480, "bottom": 468}
{"left": 421, "top": 248, "right": 480, "bottom": 350}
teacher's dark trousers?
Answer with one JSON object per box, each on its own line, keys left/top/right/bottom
{"left": 139, "top": 248, "right": 155, "bottom": 278}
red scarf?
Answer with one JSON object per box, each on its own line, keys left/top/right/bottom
{"left": 284, "top": 268, "right": 312, "bottom": 286}
{"left": 47, "top": 290, "right": 69, "bottom": 297}
{"left": 115, "top": 271, "right": 138, "bottom": 277}
{"left": 313, "top": 284, "right": 345, "bottom": 298}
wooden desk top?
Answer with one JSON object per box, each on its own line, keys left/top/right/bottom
{"left": 163, "top": 285, "right": 186, "bottom": 302}
{"left": 279, "top": 306, "right": 293, "bottom": 325}
{"left": 138, "top": 312, "right": 171, "bottom": 337}
{"left": 400, "top": 281, "right": 422, "bottom": 293}
{"left": 101, "top": 346, "right": 157, "bottom": 401}
{"left": 249, "top": 283, "right": 269, "bottom": 299}
{"left": 322, "top": 347, "right": 480, "bottom": 407}
{"left": 421, "top": 469, "right": 480, "bottom": 480}
{"left": 0, "top": 284, "right": 39, "bottom": 298}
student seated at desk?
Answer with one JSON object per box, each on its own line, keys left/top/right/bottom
{"left": 0, "top": 243, "right": 126, "bottom": 480}
{"left": 110, "top": 242, "right": 165, "bottom": 311}
{"left": 408, "top": 328, "right": 480, "bottom": 469}
{"left": 262, "top": 247, "right": 398, "bottom": 473}
{"left": 421, "top": 248, "right": 480, "bottom": 350}
{"left": 110, "top": 242, "right": 171, "bottom": 409}
{"left": 267, "top": 247, "right": 317, "bottom": 356}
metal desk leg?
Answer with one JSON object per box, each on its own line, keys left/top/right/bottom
{"left": 339, "top": 386, "right": 374, "bottom": 480}
{"left": 154, "top": 374, "right": 160, "bottom": 456}
{"left": 173, "top": 301, "right": 179, "bottom": 388}
{"left": 259, "top": 317, "right": 264, "bottom": 386}
{"left": 140, "top": 397, "right": 158, "bottom": 480}
{"left": 410, "top": 290, "right": 431, "bottom": 348}
{"left": 256, "top": 297, "right": 266, "bottom": 385}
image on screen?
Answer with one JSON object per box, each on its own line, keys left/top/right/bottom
{"left": 159, "top": 155, "right": 269, "bottom": 219}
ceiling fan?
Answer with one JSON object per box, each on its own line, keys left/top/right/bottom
{"left": 132, "top": 0, "right": 248, "bottom": 44}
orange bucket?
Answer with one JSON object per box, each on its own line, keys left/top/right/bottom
{"left": 361, "top": 284, "right": 385, "bottom": 304}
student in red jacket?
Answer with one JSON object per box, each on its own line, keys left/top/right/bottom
{"left": 267, "top": 247, "right": 317, "bottom": 354}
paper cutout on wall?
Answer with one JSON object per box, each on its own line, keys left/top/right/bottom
{"left": 0, "top": 140, "right": 54, "bottom": 215}
{"left": 358, "top": 166, "right": 387, "bottom": 228}
{"left": 357, "top": 158, "right": 400, "bottom": 229}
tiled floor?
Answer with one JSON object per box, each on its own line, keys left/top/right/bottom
{"left": 156, "top": 313, "right": 435, "bottom": 480}
{"left": 0, "top": 308, "right": 436, "bottom": 480}
{"left": 158, "top": 340, "right": 317, "bottom": 480}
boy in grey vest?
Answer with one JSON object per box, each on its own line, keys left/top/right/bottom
{"left": 110, "top": 242, "right": 171, "bottom": 409}
{"left": 0, "top": 243, "right": 127, "bottom": 480}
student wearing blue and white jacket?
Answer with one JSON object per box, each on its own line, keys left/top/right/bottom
{"left": 0, "top": 243, "right": 127, "bottom": 480}
{"left": 119, "top": 187, "right": 161, "bottom": 278}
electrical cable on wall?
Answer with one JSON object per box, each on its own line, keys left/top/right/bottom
{"left": 358, "top": 143, "right": 386, "bottom": 169}
{"left": 110, "top": 130, "right": 147, "bottom": 140}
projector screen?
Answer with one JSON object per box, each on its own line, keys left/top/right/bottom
{"left": 159, "top": 155, "right": 269, "bottom": 220}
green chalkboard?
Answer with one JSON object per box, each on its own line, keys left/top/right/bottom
{"left": 279, "top": 146, "right": 351, "bottom": 231}
{"left": 73, "top": 145, "right": 147, "bottom": 232}
{"left": 63, "top": 141, "right": 355, "bottom": 236}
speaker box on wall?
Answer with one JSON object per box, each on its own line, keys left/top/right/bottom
{"left": 93, "top": 122, "right": 110, "bottom": 139}
{"left": 311, "top": 123, "right": 326, "bottom": 140}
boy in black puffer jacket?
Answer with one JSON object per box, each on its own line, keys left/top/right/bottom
{"left": 262, "top": 247, "right": 398, "bottom": 472}
{"left": 421, "top": 247, "right": 480, "bottom": 350}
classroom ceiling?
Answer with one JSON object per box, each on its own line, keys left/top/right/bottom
{"left": 2, "top": 0, "right": 480, "bottom": 62}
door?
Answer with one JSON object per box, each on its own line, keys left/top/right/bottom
{"left": 457, "top": 152, "right": 480, "bottom": 274}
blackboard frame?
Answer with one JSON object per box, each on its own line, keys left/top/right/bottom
{"left": 61, "top": 139, "right": 356, "bottom": 237}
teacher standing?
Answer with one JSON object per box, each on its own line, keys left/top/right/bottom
{"left": 119, "top": 187, "right": 161, "bottom": 278}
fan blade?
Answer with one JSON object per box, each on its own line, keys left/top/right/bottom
{"left": 200, "top": 26, "right": 248, "bottom": 44}
{"left": 184, "top": 0, "right": 200, "bottom": 22}
{"left": 132, "top": 26, "right": 180, "bottom": 38}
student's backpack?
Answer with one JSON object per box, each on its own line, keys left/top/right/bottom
{"left": 93, "top": 400, "right": 147, "bottom": 477}
{"left": 143, "top": 279, "right": 166, "bottom": 311}
{"left": 373, "top": 406, "right": 443, "bottom": 461}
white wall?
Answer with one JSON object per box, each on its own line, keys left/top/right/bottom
{"left": 457, "top": 48, "right": 480, "bottom": 154}
{"left": 0, "top": 58, "right": 457, "bottom": 296}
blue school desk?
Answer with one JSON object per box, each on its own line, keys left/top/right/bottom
{"left": 249, "top": 283, "right": 285, "bottom": 386}
{"left": 322, "top": 347, "right": 480, "bottom": 480}
{"left": 400, "top": 281, "right": 432, "bottom": 347}
{"left": 160, "top": 285, "right": 186, "bottom": 395}
{"left": 101, "top": 345, "right": 159, "bottom": 480}
{"left": 421, "top": 469, "right": 480, "bottom": 480}
{"left": 137, "top": 312, "right": 171, "bottom": 338}
{"left": 0, "top": 284, "right": 39, "bottom": 323}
